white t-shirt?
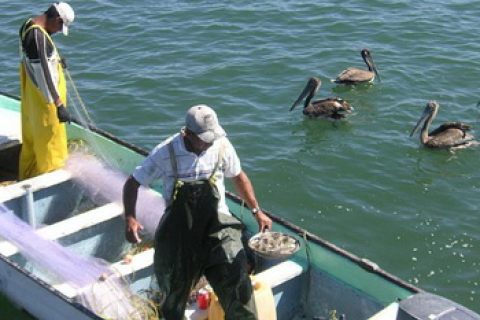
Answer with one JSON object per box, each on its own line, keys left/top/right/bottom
{"left": 133, "top": 132, "right": 242, "bottom": 215}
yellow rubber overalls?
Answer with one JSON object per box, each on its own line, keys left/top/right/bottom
{"left": 153, "top": 142, "right": 258, "bottom": 320}
{"left": 19, "top": 21, "right": 68, "bottom": 180}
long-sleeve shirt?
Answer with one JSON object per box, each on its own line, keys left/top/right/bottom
{"left": 19, "top": 19, "right": 61, "bottom": 104}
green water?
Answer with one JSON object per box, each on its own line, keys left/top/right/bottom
{"left": 0, "top": 0, "right": 479, "bottom": 317}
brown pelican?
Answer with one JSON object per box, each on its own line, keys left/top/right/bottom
{"left": 330, "top": 49, "right": 380, "bottom": 85}
{"left": 290, "top": 77, "right": 353, "bottom": 119}
{"left": 410, "top": 101, "right": 477, "bottom": 150}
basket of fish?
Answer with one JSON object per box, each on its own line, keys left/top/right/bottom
{"left": 248, "top": 231, "right": 300, "bottom": 260}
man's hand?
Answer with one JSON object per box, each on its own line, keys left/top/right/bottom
{"left": 56, "top": 104, "right": 71, "bottom": 123}
{"left": 60, "top": 56, "right": 67, "bottom": 69}
{"left": 125, "top": 216, "right": 144, "bottom": 244}
{"left": 254, "top": 209, "right": 272, "bottom": 232}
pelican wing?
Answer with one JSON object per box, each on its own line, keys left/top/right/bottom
{"left": 426, "top": 132, "right": 473, "bottom": 148}
{"left": 305, "top": 98, "right": 353, "bottom": 118}
{"left": 333, "top": 68, "right": 374, "bottom": 84}
{"left": 426, "top": 123, "right": 474, "bottom": 148}
{"left": 429, "top": 122, "right": 471, "bottom": 137}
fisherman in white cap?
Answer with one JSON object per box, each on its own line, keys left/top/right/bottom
{"left": 123, "top": 105, "right": 272, "bottom": 320}
{"left": 18, "top": 3, "right": 75, "bottom": 180}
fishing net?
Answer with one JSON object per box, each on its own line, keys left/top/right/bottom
{"left": 0, "top": 144, "right": 166, "bottom": 319}
{"left": 0, "top": 70, "right": 167, "bottom": 319}
{"left": 65, "top": 152, "right": 164, "bottom": 240}
{"left": 0, "top": 204, "right": 159, "bottom": 319}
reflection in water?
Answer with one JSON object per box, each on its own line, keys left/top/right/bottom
{"left": 291, "top": 117, "right": 353, "bottom": 156}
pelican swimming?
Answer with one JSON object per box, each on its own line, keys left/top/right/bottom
{"left": 410, "top": 101, "right": 477, "bottom": 150}
{"left": 290, "top": 77, "right": 353, "bottom": 119}
{"left": 330, "top": 49, "right": 380, "bottom": 85}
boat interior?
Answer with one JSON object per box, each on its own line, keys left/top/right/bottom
{"left": 0, "top": 120, "right": 306, "bottom": 320}
{"left": 0, "top": 166, "right": 305, "bottom": 320}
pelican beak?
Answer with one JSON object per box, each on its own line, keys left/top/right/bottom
{"left": 290, "top": 78, "right": 318, "bottom": 112}
{"left": 410, "top": 109, "right": 430, "bottom": 137}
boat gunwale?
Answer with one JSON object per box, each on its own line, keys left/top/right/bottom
{"left": 0, "top": 251, "right": 104, "bottom": 320}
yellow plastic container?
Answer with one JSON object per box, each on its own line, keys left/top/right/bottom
{"left": 208, "top": 277, "right": 277, "bottom": 320}
{"left": 208, "top": 293, "right": 225, "bottom": 320}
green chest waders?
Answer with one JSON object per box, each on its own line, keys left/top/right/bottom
{"left": 153, "top": 142, "right": 258, "bottom": 320}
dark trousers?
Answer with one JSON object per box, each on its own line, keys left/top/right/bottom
{"left": 154, "top": 180, "right": 257, "bottom": 320}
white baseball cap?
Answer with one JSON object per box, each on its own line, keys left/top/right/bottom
{"left": 185, "top": 105, "right": 226, "bottom": 143}
{"left": 53, "top": 2, "right": 74, "bottom": 36}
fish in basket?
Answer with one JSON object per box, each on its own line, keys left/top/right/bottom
{"left": 248, "top": 231, "right": 300, "bottom": 259}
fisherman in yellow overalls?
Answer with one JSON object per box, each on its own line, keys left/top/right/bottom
{"left": 18, "top": 2, "right": 75, "bottom": 180}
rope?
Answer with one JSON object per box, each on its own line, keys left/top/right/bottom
{"left": 65, "top": 68, "right": 94, "bottom": 125}
{"left": 301, "top": 230, "right": 313, "bottom": 318}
